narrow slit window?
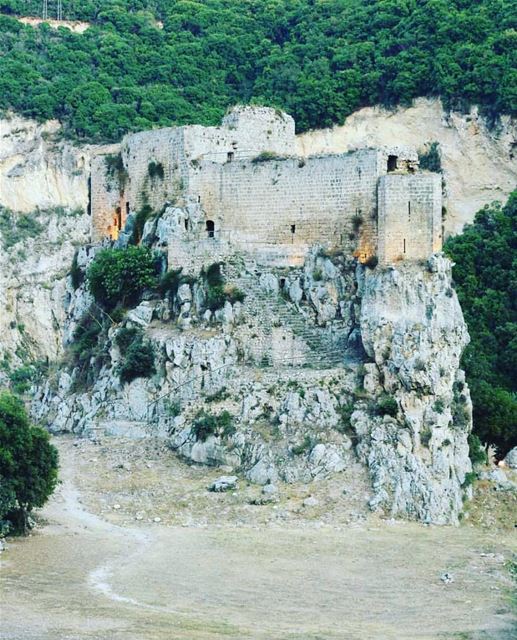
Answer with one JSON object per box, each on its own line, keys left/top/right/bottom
{"left": 408, "top": 201, "right": 411, "bottom": 221}
{"left": 291, "top": 224, "right": 296, "bottom": 234}
{"left": 403, "top": 238, "right": 406, "bottom": 254}
{"left": 227, "top": 151, "right": 234, "bottom": 162}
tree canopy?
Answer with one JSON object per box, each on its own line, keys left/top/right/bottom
{"left": 0, "top": 390, "right": 59, "bottom": 533}
{"left": 0, "top": 0, "right": 515, "bottom": 141}
{"left": 444, "top": 191, "right": 517, "bottom": 456}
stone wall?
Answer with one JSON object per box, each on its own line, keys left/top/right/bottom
{"left": 90, "top": 153, "right": 125, "bottom": 242}
{"left": 189, "top": 150, "right": 381, "bottom": 260}
{"left": 377, "top": 173, "right": 442, "bottom": 265}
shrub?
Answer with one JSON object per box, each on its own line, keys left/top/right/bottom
{"left": 204, "top": 262, "right": 224, "bottom": 288}
{"left": 468, "top": 433, "right": 488, "bottom": 466}
{"left": 9, "top": 366, "right": 36, "bottom": 395}
{"left": 191, "top": 410, "right": 234, "bottom": 442}
{"left": 251, "top": 151, "right": 282, "bottom": 163}
{"left": 115, "top": 326, "right": 141, "bottom": 352}
{"left": 0, "top": 391, "right": 58, "bottom": 534}
{"left": 224, "top": 285, "right": 245, "bottom": 304}
{"left": 376, "top": 394, "right": 398, "bottom": 417}
{"left": 87, "top": 246, "right": 160, "bottom": 310}
{"left": 0, "top": 207, "right": 44, "bottom": 249}
{"left": 420, "top": 427, "right": 432, "bottom": 447}
{"left": 433, "top": 398, "right": 445, "bottom": 414}
{"left": 292, "top": 435, "right": 313, "bottom": 455}
{"left": 158, "top": 268, "right": 184, "bottom": 299}
{"left": 418, "top": 142, "right": 442, "bottom": 172}
{"left": 118, "top": 334, "right": 156, "bottom": 384}
{"left": 337, "top": 402, "right": 355, "bottom": 434}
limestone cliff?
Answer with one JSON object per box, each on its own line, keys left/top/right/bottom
{"left": 297, "top": 98, "right": 517, "bottom": 237}
{"left": 32, "top": 242, "right": 473, "bottom": 524}
{"left": 353, "top": 255, "right": 472, "bottom": 524}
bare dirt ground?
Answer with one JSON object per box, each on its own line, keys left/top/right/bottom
{"left": 1, "top": 435, "right": 515, "bottom": 640}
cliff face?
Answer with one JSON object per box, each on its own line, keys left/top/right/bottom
{"left": 0, "top": 115, "right": 93, "bottom": 372}
{"left": 297, "top": 98, "right": 517, "bottom": 238}
{"left": 0, "top": 115, "right": 90, "bottom": 214}
{"left": 353, "top": 255, "right": 472, "bottom": 524}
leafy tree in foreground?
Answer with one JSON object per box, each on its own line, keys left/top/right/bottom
{"left": 445, "top": 191, "right": 517, "bottom": 456}
{"left": 0, "top": 390, "right": 59, "bottom": 534}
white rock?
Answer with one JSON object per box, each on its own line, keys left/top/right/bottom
{"left": 208, "top": 476, "right": 238, "bottom": 492}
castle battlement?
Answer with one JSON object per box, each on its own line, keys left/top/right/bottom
{"left": 90, "top": 106, "right": 442, "bottom": 266}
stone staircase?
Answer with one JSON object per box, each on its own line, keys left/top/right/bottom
{"left": 224, "top": 256, "right": 346, "bottom": 369}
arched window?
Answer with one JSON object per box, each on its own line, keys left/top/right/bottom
{"left": 206, "top": 220, "right": 215, "bottom": 238}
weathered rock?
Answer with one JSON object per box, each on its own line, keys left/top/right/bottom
{"left": 208, "top": 476, "right": 238, "bottom": 492}
{"left": 504, "top": 447, "right": 517, "bottom": 470}
{"left": 356, "top": 255, "right": 472, "bottom": 524}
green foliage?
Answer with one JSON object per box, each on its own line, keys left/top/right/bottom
{"left": 1, "top": 1, "right": 514, "bottom": 142}
{"left": 376, "top": 394, "right": 398, "bottom": 418}
{"left": 117, "top": 328, "right": 155, "bottom": 384}
{"left": 468, "top": 433, "right": 488, "bottom": 466}
{"left": 292, "top": 435, "right": 313, "bottom": 456}
{"left": 0, "top": 207, "right": 44, "bottom": 249}
{"left": 204, "top": 262, "right": 224, "bottom": 288}
{"left": 191, "top": 409, "right": 234, "bottom": 442}
{"left": 0, "top": 390, "right": 58, "bottom": 534}
{"left": 9, "top": 365, "right": 36, "bottom": 395}
{"left": 68, "top": 308, "right": 108, "bottom": 390}
{"left": 444, "top": 192, "right": 517, "bottom": 455}
{"left": 251, "top": 151, "right": 283, "bottom": 164}
{"left": 419, "top": 142, "right": 442, "bottom": 172}
{"left": 462, "top": 471, "right": 477, "bottom": 488}
{"left": 202, "top": 263, "right": 244, "bottom": 311}
{"left": 87, "top": 246, "right": 160, "bottom": 310}
{"left": 433, "top": 398, "right": 445, "bottom": 414}
{"left": 337, "top": 401, "right": 355, "bottom": 434}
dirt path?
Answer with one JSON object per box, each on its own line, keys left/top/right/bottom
{"left": 0, "top": 436, "right": 515, "bottom": 639}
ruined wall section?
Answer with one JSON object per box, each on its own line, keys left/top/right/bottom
{"left": 188, "top": 150, "right": 380, "bottom": 260}
{"left": 121, "top": 128, "right": 187, "bottom": 214}
{"left": 90, "top": 153, "right": 124, "bottom": 242}
{"left": 377, "top": 173, "right": 442, "bottom": 265}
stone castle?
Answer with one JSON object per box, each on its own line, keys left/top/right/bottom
{"left": 90, "top": 106, "right": 442, "bottom": 267}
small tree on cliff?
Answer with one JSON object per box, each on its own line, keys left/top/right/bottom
{"left": 0, "top": 391, "right": 58, "bottom": 534}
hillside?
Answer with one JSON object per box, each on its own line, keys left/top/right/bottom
{"left": 0, "top": 0, "right": 516, "bottom": 141}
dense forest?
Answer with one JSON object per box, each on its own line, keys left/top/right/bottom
{"left": 445, "top": 192, "right": 517, "bottom": 456}
{"left": 0, "top": 0, "right": 516, "bottom": 141}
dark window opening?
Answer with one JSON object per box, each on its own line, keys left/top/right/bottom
{"left": 126, "top": 202, "right": 130, "bottom": 216}
{"left": 116, "top": 207, "right": 122, "bottom": 230}
{"left": 184, "top": 219, "right": 189, "bottom": 231}
{"left": 387, "top": 155, "right": 398, "bottom": 172}
{"left": 87, "top": 177, "right": 92, "bottom": 216}
{"left": 279, "top": 277, "right": 286, "bottom": 289}
{"left": 227, "top": 151, "right": 234, "bottom": 162}
{"left": 290, "top": 224, "right": 296, "bottom": 234}
{"left": 206, "top": 220, "right": 215, "bottom": 238}
{"left": 403, "top": 238, "right": 406, "bottom": 254}
{"left": 408, "top": 201, "right": 411, "bottom": 221}
{"left": 197, "top": 195, "right": 201, "bottom": 203}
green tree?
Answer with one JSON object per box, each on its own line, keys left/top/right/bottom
{"left": 445, "top": 191, "right": 517, "bottom": 455}
{"left": 0, "top": 390, "right": 58, "bottom": 533}
{"left": 86, "top": 246, "right": 161, "bottom": 310}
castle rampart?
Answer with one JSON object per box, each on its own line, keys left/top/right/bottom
{"left": 89, "top": 106, "right": 443, "bottom": 267}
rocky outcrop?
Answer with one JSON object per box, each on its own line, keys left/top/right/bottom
{"left": 353, "top": 255, "right": 472, "bottom": 524}
{"left": 297, "top": 98, "right": 517, "bottom": 237}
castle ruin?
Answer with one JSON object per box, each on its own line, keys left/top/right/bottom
{"left": 90, "top": 106, "right": 442, "bottom": 267}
